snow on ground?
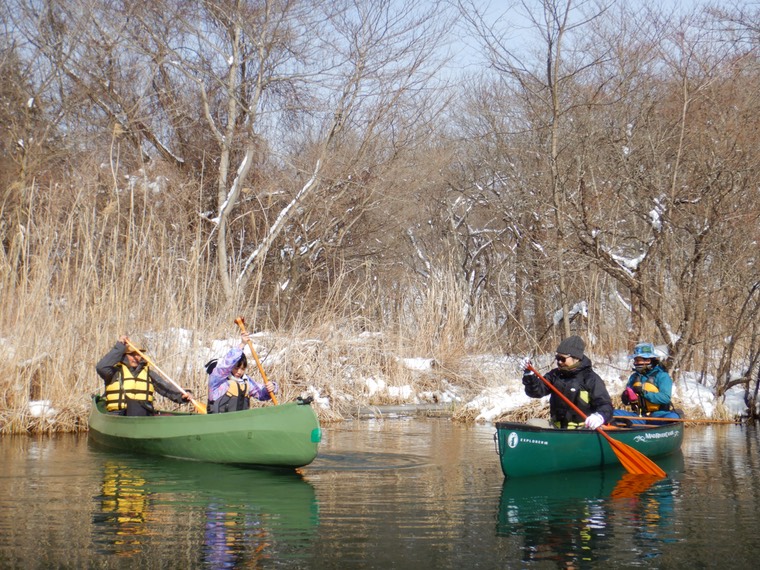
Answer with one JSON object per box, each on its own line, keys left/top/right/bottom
{"left": 4, "top": 329, "right": 748, "bottom": 421}
{"left": 352, "top": 348, "right": 746, "bottom": 422}
{"left": 170, "top": 330, "right": 748, "bottom": 421}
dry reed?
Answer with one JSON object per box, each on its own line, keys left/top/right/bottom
{"left": 0, "top": 178, "right": 739, "bottom": 433}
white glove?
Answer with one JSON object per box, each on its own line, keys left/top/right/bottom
{"left": 584, "top": 413, "right": 605, "bottom": 430}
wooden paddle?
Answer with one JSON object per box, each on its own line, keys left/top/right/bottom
{"left": 526, "top": 364, "right": 666, "bottom": 477}
{"left": 611, "top": 415, "right": 739, "bottom": 425}
{"left": 124, "top": 339, "right": 207, "bottom": 414}
{"left": 234, "top": 317, "right": 279, "bottom": 405}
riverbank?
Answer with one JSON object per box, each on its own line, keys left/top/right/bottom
{"left": 1, "top": 330, "right": 747, "bottom": 434}
{"left": 2, "top": 391, "right": 742, "bottom": 435}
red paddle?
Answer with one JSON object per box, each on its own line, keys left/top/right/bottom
{"left": 527, "top": 364, "right": 665, "bottom": 477}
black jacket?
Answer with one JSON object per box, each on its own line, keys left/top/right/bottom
{"left": 523, "top": 356, "right": 613, "bottom": 426}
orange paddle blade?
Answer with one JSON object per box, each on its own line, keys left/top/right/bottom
{"left": 604, "top": 433, "right": 666, "bottom": 477}
{"left": 610, "top": 473, "right": 662, "bottom": 499}
{"left": 190, "top": 398, "right": 207, "bottom": 414}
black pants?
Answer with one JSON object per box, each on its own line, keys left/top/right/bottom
{"left": 124, "top": 399, "right": 155, "bottom": 416}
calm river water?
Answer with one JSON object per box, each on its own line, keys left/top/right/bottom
{"left": 1, "top": 418, "right": 758, "bottom": 569}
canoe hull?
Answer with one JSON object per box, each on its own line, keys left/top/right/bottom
{"left": 88, "top": 397, "right": 321, "bottom": 468}
{"left": 495, "top": 421, "right": 683, "bottom": 478}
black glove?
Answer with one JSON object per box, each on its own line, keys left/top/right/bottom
{"left": 632, "top": 384, "right": 643, "bottom": 395}
{"left": 522, "top": 371, "right": 538, "bottom": 388}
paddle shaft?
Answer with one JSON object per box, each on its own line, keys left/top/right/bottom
{"left": 234, "top": 317, "right": 279, "bottom": 405}
{"left": 124, "top": 340, "right": 207, "bottom": 414}
{"left": 526, "top": 364, "right": 591, "bottom": 423}
{"left": 526, "top": 364, "right": 666, "bottom": 477}
{"left": 611, "top": 415, "right": 738, "bottom": 424}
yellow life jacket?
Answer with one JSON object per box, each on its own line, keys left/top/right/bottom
{"left": 552, "top": 420, "right": 587, "bottom": 429}
{"left": 632, "top": 380, "right": 660, "bottom": 413}
{"left": 104, "top": 362, "right": 154, "bottom": 412}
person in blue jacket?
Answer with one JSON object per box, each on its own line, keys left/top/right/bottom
{"left": 206, "top": 333, "right": 277, "bottom": 413}
{"left": 615, "top": 342, "right": 680, "bottom": 424}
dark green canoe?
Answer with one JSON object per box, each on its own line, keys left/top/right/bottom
{"left": 88, "top": 396, "right": 321, "bottom": 468}
{"left": 494, "top": 421, "right": 683, "bottom": 478}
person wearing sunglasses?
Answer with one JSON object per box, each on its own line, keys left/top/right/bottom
{"left": 521, "top": 335, "right": 613, "bottom": 429}
{"left": 615, "top": 342, "right": 680, "bottom": 425}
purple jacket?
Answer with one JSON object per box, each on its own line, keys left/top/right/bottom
{"left": 207, "top": 346, "right": 276, "bottom": 402}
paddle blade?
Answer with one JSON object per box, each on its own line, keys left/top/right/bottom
{"left": 190, "top": 398, "right": 207, "bottom": 414}
{"left": 605, "top": 435, "right": 666, "bottom": 477}
{"left": 610, "top": 473, "right": 662, "bottom": 499}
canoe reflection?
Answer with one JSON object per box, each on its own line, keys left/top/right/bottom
{"left": 92, "top": 454, "right": 318, "bottom": 564}
{"left": 497, "top": 452, "right": 684, "bottom": 566}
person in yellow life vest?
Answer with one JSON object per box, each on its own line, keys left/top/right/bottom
{"left": 206, "top": 332, "right": 277, "bottom": 414}
{"left": 96, "top": 335, "right": 191, "bottom": 416}
{"left": 614, "top": 342, "right": 681, "bottom": 425}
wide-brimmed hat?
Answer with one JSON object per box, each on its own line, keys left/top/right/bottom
{"left": 630, "top": 342, "right": 661, "bottom": 360}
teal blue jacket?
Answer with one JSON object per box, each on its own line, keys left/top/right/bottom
{"left": 626, "top": 364, "right": 673, "bottom": 409}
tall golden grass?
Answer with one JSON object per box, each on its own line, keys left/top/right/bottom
{"left": 0, "top": 179, "right": 732, "bottom": 433}
{"left": 0, "top": 179, "right": 506, "bottom": 433}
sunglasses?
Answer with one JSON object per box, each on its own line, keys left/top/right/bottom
{"left": 555, "top": 355, "right": 571, "bottom": 363}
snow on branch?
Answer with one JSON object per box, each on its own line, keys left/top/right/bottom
{"left": 236, "top": 160, "right": 322, "bottom": 284}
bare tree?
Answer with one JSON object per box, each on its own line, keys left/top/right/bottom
{"left": 455, "top": 0, "right": 616, "bottom": 348}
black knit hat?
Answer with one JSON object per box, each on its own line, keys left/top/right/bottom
{"left": 556, "top": 335, "right": 585, "bottom": 359}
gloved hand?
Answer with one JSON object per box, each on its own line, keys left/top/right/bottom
{"left": 621, "top": 386, "right": 637, "bottom": 405}
{"left": 584, "top": 413, "right": 605, "bottom": 430}
{"left": 632, "top": 383, "right": 643, "bottom": 395}
{"left": 520, "top": 358, "right": 533, "bottom": 373}
{"left": 522, "top": 372, "right": 540, "bottom": 390}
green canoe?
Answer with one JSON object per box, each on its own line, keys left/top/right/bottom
{"left": 88, "top": 396, "right": 321, "bottom": 468}
{"left": 494, "top": 421, "right": 683, "bottom": 478}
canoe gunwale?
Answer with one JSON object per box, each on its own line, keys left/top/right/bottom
{"left": 494, "top": 420, "right": 678, "bottom": 434}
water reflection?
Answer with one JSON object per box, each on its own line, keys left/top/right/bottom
{"left": 203, "top": 501, "right": 270, "bottom": 568}
{"left": 94, "top": 461, "right": 153, "bottom": 557}
{"left": 90, "top": 451, "right": 318, "bottom": 566}
{"left": 4, "top": 424, "right": 760, "bottom": 567}
{"left": 497, "top": 452, "right": 685, "bottom": 567}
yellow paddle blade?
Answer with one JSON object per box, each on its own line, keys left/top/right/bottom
{"left": 191, "top": 398, "right": 207, "bottom": 414}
